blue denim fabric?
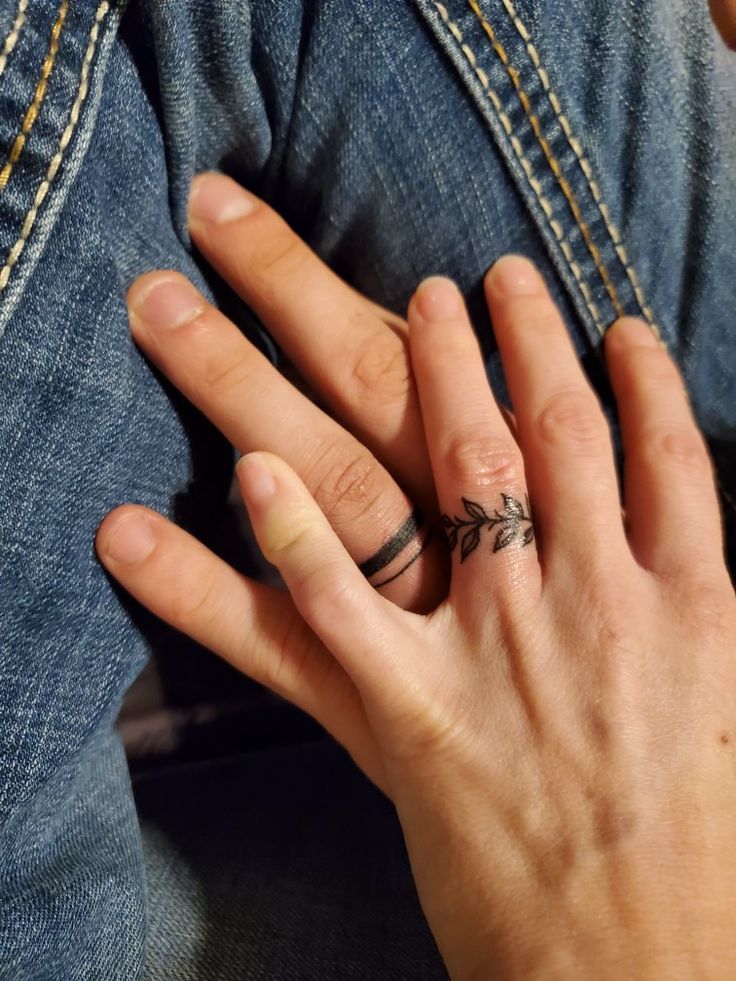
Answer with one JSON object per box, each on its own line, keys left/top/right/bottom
{"left": 0, "top": 0, "right": 734, "bottom": 977}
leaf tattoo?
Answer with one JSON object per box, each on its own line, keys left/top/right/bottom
{"left": 442, "top": 494, "right": 534, "bottom": 562}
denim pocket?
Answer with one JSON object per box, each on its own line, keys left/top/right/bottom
{"left": 0, "top": 0, "right": 123, "bottom": 336}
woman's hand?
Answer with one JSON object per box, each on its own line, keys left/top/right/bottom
{"left": 97, "top": 179, "right": 736, "bottom": 978}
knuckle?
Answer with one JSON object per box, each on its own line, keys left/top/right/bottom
{"left": 641, "top": 426, "right": 710, "bottom": 471}
{"left": 536, "top": 390, "right": 607, "bottom": 451}
{"left": 246, "top": 224, "right": 306, "bottom": 285}
{"left": 169, "top": 565, "right": 221, "bottom": 629}
{"left": 201, "top": 353, "right": 253, "bottom": 398}
{"left": 309, "top": 445, "right": 384, "bottom": 521}
{"left": 348, "top": 326, "right": 411, "bottom": 406}
{"left": 442, "top": 428, "right": 520, "bottom": 488}
{"left": 299, "top": 570, "right": 359, "bottom": 626}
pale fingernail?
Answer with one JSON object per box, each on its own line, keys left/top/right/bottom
{"left": 607, "top": 317, "right": 660, "bottom": 349}
{"left": 189, "top": 173, "right": 258, "bottom": 224}
{"left": 487, "top": 255, "right": 541, "bottom": 296}
{"left": 414, "top": 277, "right": 464, "bottom": 321}
{"left": 237, "top": 454, "right": 277, "bottom": 508}
{"left": 103, "top": 512, "right": 156, "bottom": 565}
{"left": 129, "top": 277, "right": 204, "bottom": 330}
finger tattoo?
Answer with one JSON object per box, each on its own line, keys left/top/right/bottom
{"left": 442, "top": 495, "right": 534, "bottom": 562}
{"left": 359, "top": 507, "right": 433, "bottom": 588}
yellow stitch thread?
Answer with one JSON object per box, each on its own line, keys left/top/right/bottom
{"left": 468, "top": 0, "right": 624, "bottom": 321}
{"left": 0, "top": 1, "right": 68, "bottom": 192}
{"left": 495, "top": 0, "right": 660, "bottom": 332}
{"left": 0, "top": 2, "right": 111, "bottom": 294}
{"left": 430, "top": 1, "right": 604, "bottom": 335}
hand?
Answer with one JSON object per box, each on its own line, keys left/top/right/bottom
{"left": 98, "top": 173, "right": 456, "bottom": 786}
{"left": 711, "top": 0, "right": 736, "bottom": 45}
{"left": 97, "top": 186, "right": 736, "bottom": 977}
{"left": 223, "top": 271, "right": 736, "bottom": 979}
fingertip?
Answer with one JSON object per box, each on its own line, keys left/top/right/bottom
{"left": 605, "top": 317, "right": 661, "bottom": 351}
{"left": 96, "top": 505, "right": 159, "bottom": 567}
{"left": 484, "top": 255, "right": 542, "bottom": 298}
{"left": 188, "top": 172, "right": 260, "bottom": 226}
{"left": 126, "top": 272, "right": 204, "bottom": 332}
{"left": 236, "top": 452, "right": 278, "bottom": 509}
{"left": 411, "top": 276, "right": 464, "bottom": 323}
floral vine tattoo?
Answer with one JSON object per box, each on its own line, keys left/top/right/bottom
{"left": 442, "top": 494, "right": 534, "bottom": 562}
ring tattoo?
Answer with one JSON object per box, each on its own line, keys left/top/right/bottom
{"left": 358, "top": 508, "right": 435, "bottom": 588}
{"left": 443, "top": 495, "right": 534, "bottom": 562}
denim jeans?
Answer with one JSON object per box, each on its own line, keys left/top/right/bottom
{"left": 0, "top": 0, "right": 734, "bottom": 977}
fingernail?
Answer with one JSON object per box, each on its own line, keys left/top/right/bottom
{"left": 414, "top": 277, "right": 464, "bottom": 321}
{"left": 129, "top": 277, "right": 203, "bottom": 330}
{"left": 237, "top": 454, "right": 277, "bottom": 508}
{"left": 189, "top": 173, "right": 258, "bottom": 224}
{"left": 487, "top": 255, "right": 541, "bottom": 296}
{"left": 104, "top": 511, "right": 156, "bottom": 565}
{"left": 607, "top": 317, "right": 660, "bottom": 349}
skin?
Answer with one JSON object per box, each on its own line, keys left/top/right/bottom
{"left": 711, "top": 0, "right": 736, "bottom": 46}
{"left": 96, "top": 174, "right": 736, "bottom": 978}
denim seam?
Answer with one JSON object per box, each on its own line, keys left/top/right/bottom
{"left": 0, "top": 0, "right": 28, "bottom": 80}
{"left": 0, "top": 0, "right": 111, "bottom": 294}
{"left": 0, "top": 0, "right": 69, "bottom": 192}
{"left": 493, "top": 0, "right": 660, "bottom": 335}
{"left": 431, "top": 1, "right": 605, "bottom": 335}
{"left": 467, "top": 0, "right": 626, "bottom": 331}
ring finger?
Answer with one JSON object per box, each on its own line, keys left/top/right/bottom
{"left": 408, "top": 277, "right": 540, "bottom": 613}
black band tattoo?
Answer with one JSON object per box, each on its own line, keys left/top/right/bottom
{"left": 372, "top": 529, "right": 435, "bottom": 589}
{"left": 442, "top": 494, "right": 534, "bottom": 562}
{"left": 358, "top": 508, "right": 425, "bottom": 579}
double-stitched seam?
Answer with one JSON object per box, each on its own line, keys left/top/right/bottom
{"left": 0, "top": 0, "right": 68, "bottom": 192}
{"left": 467, "top": 0, "right": 623, "bottom": 327}
{"left": 495, "top": 0, "right": 659, "bottom": 334}
{"left": 432, "top": 1, "right": 605, "bottom": 334}
{"left": 0, "top": 0, "right": 28, "bottom": 80}
{"left": 0, "top": 1, "right": 111, "bottom": 292}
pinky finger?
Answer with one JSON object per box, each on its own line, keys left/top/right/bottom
{"left": 236, "top": 452, "right": 413, "bottom": 704}
{"left": 605, "top": 318, "right": 724, "bottom": 577}
{"left": 96, "top": 505, "right": 384, "bottom": 787}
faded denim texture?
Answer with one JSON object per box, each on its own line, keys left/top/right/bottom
{"left": 0, "top": 0, "right": 734, "bottom": 977}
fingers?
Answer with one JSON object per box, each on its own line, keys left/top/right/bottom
{"left": 408, "top": 277, "right": 540, "bottom": 609}
{"left": 126, "top": 272, "right": 445, "bottom": 613}
{"left": 187, "top": 173, "right": 434, "bottom": 511}
{"left": 710, "top": 0, "right": 736, "bottom": 46}
{"left": 484, "top": 257, "right": 629, "bottom": 577}
{"left": 604, "top": 318, "right": 724, "bottom": 578}
{"left": 236, "top": 452, "right": 419, "bottom": 703}
{"left": 95, "top": 505, "right": 386, "bottom": 787}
